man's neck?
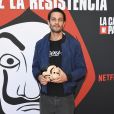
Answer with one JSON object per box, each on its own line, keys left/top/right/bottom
{"left": 50, "top": 32, "right": 63, "bottom": 41}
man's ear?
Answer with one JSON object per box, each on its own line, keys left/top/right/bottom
{"left": 63, "top": 22, "right": 66, "bottom": 28}
{"left": 47, "top": 20, "right": 50, "bottom": 26}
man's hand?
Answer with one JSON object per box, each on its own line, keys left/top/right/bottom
{"left": 38, "top": 75, "right": 49, "bottom": 85}
{"left": 51, "top": 68, "right": 68, "bottom": 83}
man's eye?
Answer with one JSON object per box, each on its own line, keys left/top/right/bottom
{"left": 51, "top": 18, "right": 56, "bottom": 21}
{"left": 0, "top": 54, "right": 20, "bottom": 68}
{"left": 58, "top": 19, "right": 64, "bottom": 22}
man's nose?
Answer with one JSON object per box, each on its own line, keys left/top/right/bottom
{"left": 17, "top": 74, "right": 40, "bottom": 100}
{"left": 54, "top": 19, "right": 59, "bottom": 24}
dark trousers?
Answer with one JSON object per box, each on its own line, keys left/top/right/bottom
{"left": 40, "top": 94, "right": 75, "bottom": 114}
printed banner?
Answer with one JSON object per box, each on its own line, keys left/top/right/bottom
{"left": 0, "top": 0, "right": 114, "bottom": 114}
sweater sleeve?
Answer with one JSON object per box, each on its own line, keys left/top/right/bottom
{"left": 70, "top": 41, "right": 87, "bottom": 82}
{"left": 32, "top": 42, "right": 41, "bottom": 81}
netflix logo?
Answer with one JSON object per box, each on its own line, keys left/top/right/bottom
{"left": 98, "top": 74, "right": 114, "bottom": 82}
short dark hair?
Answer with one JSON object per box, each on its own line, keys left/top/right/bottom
{"left": 48, "top": 8, "right": 66, "bottom": 22}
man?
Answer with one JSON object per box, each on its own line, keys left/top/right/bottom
{"left": 32, "top": 8, "right": 86, "bottom": 114}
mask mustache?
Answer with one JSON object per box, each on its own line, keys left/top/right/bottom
{"left": 2, "top": 69, "right": 40, "bottom": 105}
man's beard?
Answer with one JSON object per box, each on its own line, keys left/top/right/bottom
{"left": 50, "top": 25, "right": 63, "bottom": 33}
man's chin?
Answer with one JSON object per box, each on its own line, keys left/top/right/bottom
{"left": 51, "top": 29, "right": 62, "bottom": 33}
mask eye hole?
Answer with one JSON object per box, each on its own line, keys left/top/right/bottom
{"left": 0, "top": 54, "right": 20, "bottom": 68}
{"left": 7, "top": 58, "right": 14, "bottom": 64}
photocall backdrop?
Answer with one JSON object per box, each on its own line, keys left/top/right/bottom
{"left": 0, "top": 0, "right": 114, "bottom": 114}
